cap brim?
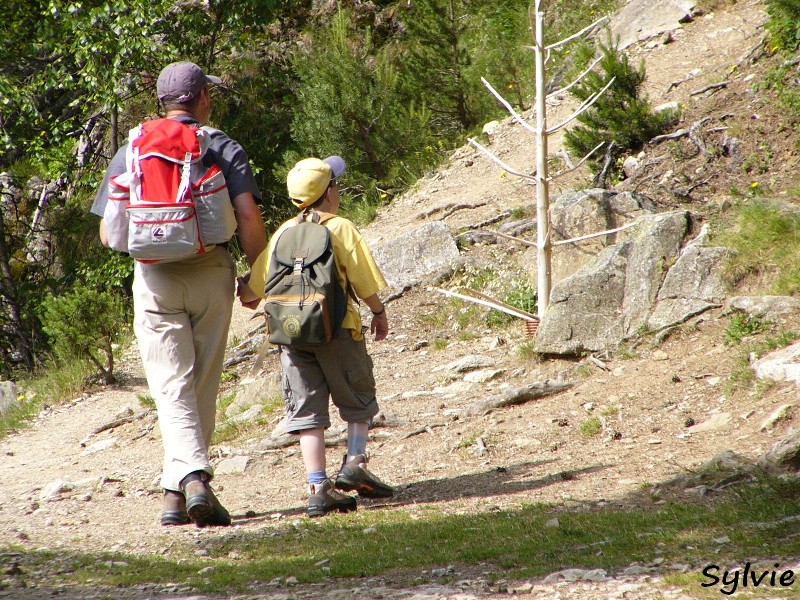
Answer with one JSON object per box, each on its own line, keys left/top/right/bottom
{"left": 324, "top": 156, "right": 346, "bottom": 178}
{"left": 206, "top": 75, "right": 222, "bottom": 85}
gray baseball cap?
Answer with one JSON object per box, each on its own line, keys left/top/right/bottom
{"left": 157, "top": 61, "right": 222, "bottom": 103}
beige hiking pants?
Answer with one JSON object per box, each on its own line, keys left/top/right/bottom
{"left": 132, "top": 247, "right": 235, "bottom": 491}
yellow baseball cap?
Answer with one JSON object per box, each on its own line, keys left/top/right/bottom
{"left": 287, "top": 156, "right": 346, "bottom": 209}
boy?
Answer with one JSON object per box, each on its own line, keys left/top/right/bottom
{"left": 238, "top": 156, "right": 393, "bottom": 516}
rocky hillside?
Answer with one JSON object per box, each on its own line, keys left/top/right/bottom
{"left": 2, "top": 1, "right": 800, "bottom": 599}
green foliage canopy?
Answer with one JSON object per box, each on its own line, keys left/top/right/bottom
{"left": 563, "top": 36, "right": 676, "bottom": 178}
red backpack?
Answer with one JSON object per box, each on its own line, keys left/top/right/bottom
{"left": 103, "top": 118, "right": 237, "bottom": 262}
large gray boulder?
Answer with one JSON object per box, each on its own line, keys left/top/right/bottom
{"left": 622, "top": 211, "right": 690, "bottom": 333}
{"left": 372, "top": 221, "right": 461, "bottom": 289}
{"left": 522, "top": 189, "right": 657, "bottom": 286}
{"left": 729, "top": 296, "right": 800, "bottom": 322}
{"left": 648, "top": 244, "right": 728, "bottom": 330}
{"left": 607, "top": 0, "right": 697, "bottom": 50}
{"left": 762, "top": 429, "right": 800, "bottom": 471}
{"left": 751, "top": 341, "right": 800, "bottom": 385}
{"left": 534, "top": 209, "right": 728, "bottom": 355}
{"left": 535, "top": 243, "right": 630, "bottom": 354}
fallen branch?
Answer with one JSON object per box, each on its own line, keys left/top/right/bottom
{"left": 434, "top": 287, "right": 537, "bottom": 321}
{"left": 689, "top": 81, "right": 729, "bottom": 97}
{"left": 588, "top": 355, "right": 609, "bottom": 371}
{"left": 665, "top": 75, "right": 696, "bottom": 95}
{"left": 400, "top": 423, "right": 445, "bottom": 440}
{"left": 417, "top": 201, "right": 488, "bottom": 221}
{"left": 80, "top": 409, "right": 155, "bottom": 446}
{"left": 256, "top": 432, "right": 348, "bottom": 450}
{"left": 592, "top": 141, "right": 617, "bottom": 188}
{"left": 384, "top": 284, "right": 413, "bottom": 304}
{"left": 689, "top": 117, "right": 713, "bottom": 156}
{"left": 650, "top": 129, "right": 689, "bottom": 144}
{"left": 463, "top": 210, "right": 512, "bottom": 231}
{"left": 476, "top": 437, "right": 488, "bottom": 457}
{"left": 450, "top": 380, "right": 574, "bottom": 418}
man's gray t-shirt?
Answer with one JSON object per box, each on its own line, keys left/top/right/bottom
{"left": 91, "top": 115, "right": 260, "bottom": 217}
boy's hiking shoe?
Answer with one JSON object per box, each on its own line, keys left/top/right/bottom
{"left": 307, "top": 479, "right": 357, "bottom": 518}
{"left": 334, "top": 454, "right": 394, "bottom": 499}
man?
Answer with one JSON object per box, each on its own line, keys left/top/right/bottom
{"left": 238, "top": 156, "right": 394, "bottom": 517}
{"left": 91, "top": 61, "right": 267, "bottom": 527}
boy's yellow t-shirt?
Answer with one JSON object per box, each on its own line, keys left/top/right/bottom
{"left": 247, "top": 215, "right": 387, "bottom": 340}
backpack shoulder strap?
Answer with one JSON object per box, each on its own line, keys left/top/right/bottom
{"left": 300, "top": 210, "right": 358, "bottom": 304}
{"left": 297, "top": 209, "right": 338, "bottom": 225}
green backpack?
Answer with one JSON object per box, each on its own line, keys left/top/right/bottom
{"left": 263, "top": 210, "right": 347, "bottom": 345}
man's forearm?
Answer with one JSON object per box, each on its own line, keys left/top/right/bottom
{"left": 232, "top": 193, "right": 267, "bottom": 266}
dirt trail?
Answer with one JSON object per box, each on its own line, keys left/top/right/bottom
{"left": 0, "top": 2, "right": 788, "bottom": 598}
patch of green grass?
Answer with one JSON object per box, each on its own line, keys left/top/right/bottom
{"left": 516, "top": 341, "right": 539, "bottom": 360}
{"left": 419, "top": 297, "right": 466, "bottom": 331}
{"left": 137, "top": 394, "right": 156, "bottom": 409}
{"left": 220, "top": 369, "right": 239, "bottom": 384}
{"left": 713, "top": 200, "right": 800, "bottom": 295}
{"left": 2, "top": 357, "right": 99, "bottom": 440}
{"left": 455, "top": 306, "right": 479, "bottom": 332}
{"left": 212, "top": 394, "right": 283, "bottom": 445}
{"left": 725, "top": 328, "right": 800, "bottom": 397}
{"left": 0, "top": 390, "right": 41, "bottom": 440}
{"left": 486, "top": 281, "right": 537, "bottom": 327}
{"left": 218, "top": 391, "right": 238, "bottom": 415}
{"left": 579, "top": 416, "right": 602, "bottom": 437}
{"left": 8, "top": 477, "right": 800, "bottom": 596}
{"left": 599, "top": 405, "right": 619, "bottom": 417}
{"left": 723, "top": 312, "right": 771, "bottom": 346}
{"left": 432, "top": 338, "right": 449, "bottom": 351}
{"left": 22, "top": 357, "right": 94, "bottom": 405}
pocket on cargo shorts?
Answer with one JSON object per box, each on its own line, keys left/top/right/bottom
{"left": 346, "top": 361, "right": 376, "bottom": 407}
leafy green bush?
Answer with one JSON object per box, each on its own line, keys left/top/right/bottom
{"left": 723, "top": 312, "right": 770, "bottom": 346}
{"left": 765, "top": 0, "right": 800, "bottom": 53}
{"left": 39, "top": 283, "right": 130, "bottom": 384}
{"left": 564, "top": 36, "right": 677, "bottom": 180}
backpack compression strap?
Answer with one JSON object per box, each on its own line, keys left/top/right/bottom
{"left": 294, "top": 209, "right": 359, "bottom": 305}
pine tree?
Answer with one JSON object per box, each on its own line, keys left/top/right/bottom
{"left": 564, "top": 37, "right": 676, "bottom": 180}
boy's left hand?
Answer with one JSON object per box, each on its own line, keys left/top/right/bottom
{"left": 370, "top": 311, "right": 388, "bottom": 341}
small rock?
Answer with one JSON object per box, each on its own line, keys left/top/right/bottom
{"left": 214, "top": 455, "right": 250, "bottom": 475}
{"left": 713, "top": 536, "right": 731, "bottom": 545}
{"left": 686, "top": 412, "right": 732, "bottom": 433}
{"left": 759, "top": 403, "right": 794, "bottom": 431}
{"left": 80, "top": 438, "right": 117, "bottom": 456}
{"left": 652, "top": 350, "right": 669, "bottom": 361}
{"left": 545, "top": 518, "right": 560, "bottom": 528}
{"left": 40, "top": 479, "right": 76, "bottom": 502}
